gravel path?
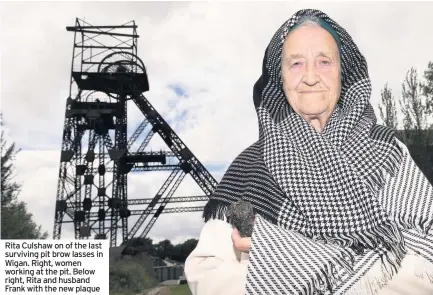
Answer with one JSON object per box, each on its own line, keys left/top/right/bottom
{"left": 141, "top": 285, "right": 173, "bottom": 295}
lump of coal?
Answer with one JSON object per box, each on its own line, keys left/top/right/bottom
{"left": 227, "top": 200, "right": 255, "bottom": 237}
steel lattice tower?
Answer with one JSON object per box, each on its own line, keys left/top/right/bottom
{"left": 53, "top": 18, "right": 218, "bottom": 247}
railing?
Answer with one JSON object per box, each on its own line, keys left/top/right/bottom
{"left": 153, "top": 265, "right": 184, "bottom": 282}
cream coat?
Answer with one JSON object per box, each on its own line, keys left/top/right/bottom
{"left": 185, "top": 219, "right": 433, "bottom": 295}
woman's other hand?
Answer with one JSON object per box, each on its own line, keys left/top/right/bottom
{"left": 231, "top": 228, "right": 251, "bottom": 252}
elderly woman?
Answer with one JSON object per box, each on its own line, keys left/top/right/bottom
{"left": 185, "top": 9, "right": 433, "bottom": 295}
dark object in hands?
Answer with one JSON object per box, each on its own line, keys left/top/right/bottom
{"left": 227, "top": 200, "right": 255, "bottom": 237}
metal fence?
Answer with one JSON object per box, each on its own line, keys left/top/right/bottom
{"left": 153, "top": 265, "right": 185, "bottom": 282}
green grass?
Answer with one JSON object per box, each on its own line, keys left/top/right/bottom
{"left": 169, "top": 285, "right": 192, "bottom": 295}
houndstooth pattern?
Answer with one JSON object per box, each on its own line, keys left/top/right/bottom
{"left": 203, "top": 8, "right": 433, "bottom": 294}
{"left": 378, "top": 143, "right": 433, "bottom": 237}
{"left": 246, "top": 215, "right": 354, "bottom": 295}
{"left": 257, "top": 9, "right": 407, "bottom": 248}
{"left": 245, "top": 140, "right": 433, "bottom": 294}
{"left": 204, "top": 141, "right": 287, "bottom": 224}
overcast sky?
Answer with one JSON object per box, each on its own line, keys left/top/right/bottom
{"left": 1, "top": 1, "right": 433, "bottom": 245}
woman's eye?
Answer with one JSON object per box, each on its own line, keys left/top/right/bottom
{"left": 319, "top": 60, "right": 331, "bottom": 65}
{"left": 291, "top": 62, "right": 302, "bottom": 67}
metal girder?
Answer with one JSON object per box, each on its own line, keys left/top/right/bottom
{"left": 127, "top": 169, "right": 181, "bottom": 240}
{"left": 109, "top": 94, "right": 128, "bottom": 247}
{"left": 128, "top": 195, "right": 208, "bottom": 205}
{"left": 127, "top": 119, "right": 148, "bottom": 150}
{"left": 138, "top": 130, "right": 154, "bottom": 152}
{"left": 65, "top": 195, "right": 208, "bottom": 208}
{"left": 132, "top": 94, "right": 218, "bottom": 195}
{"left": 53, "top": 18, "right": 217, "bottom": 248}
{"left": 61, "top": 206, "right": 205, "bottom": 222}
{"left": 138, "top": 172, "right": 186, "bottom": 238}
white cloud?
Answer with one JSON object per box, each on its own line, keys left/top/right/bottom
{"left": 2, "top": 2, "right": 433, "bottom": 245}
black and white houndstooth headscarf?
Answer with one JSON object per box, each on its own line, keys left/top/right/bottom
{"left": 203, "top": 9, "right": 433, "bottom": 294}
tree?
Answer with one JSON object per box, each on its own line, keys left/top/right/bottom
{"left": 181, "top": 239, "right": 198, "bottom": 257}
{"left": 1, "top": 202, "right": 48, "bottom": 239}
{"left": 396, "top": 67, "right": 433, "bottom": 184}
{"left": 121, "top": 237, "right": 155, "bottom": 255}
{"left": 169, "top": 238, "right": 198, "bottom": 262}
{"left": 171, "top": 243, "right": 183, "bottom": 262}
{"left": 1, "top": 114, "right": 21, "bottom": 207}
{"left": 155, "top": 239, "right": 174, "bottom": 259}
{"left": 1, "top": 114, "right": 48, "bottom": 239}
{"left": 379, "top": 83, "right": 398, "bottom": 130}
{"left": 422, "top": 61, "right": 433, "bottom": 114}
{"left": 399, "top": 67, "right": 432, "bottom": 145}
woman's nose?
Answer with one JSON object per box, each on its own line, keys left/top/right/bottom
{"left": 303, "top": 62, "right": 319, "bottom": 85}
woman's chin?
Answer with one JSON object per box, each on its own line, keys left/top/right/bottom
{"left": 298, "top": 107, "right": 330, "bottom": 118}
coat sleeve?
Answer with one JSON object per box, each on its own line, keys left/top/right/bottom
{"left": 184, "top": 219, "right": 248, "bottom": 295}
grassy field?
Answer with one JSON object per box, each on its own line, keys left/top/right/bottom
{"left": 169, "top": 285, "right": 192, "bottom": 295}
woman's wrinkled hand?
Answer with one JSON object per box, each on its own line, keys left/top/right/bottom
{"left": 231, "top": 228, "right": 251, "bottom": 252}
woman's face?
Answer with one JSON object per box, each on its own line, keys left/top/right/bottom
{"left": 281, "top": 24, "right": 341, "bottom": 130}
